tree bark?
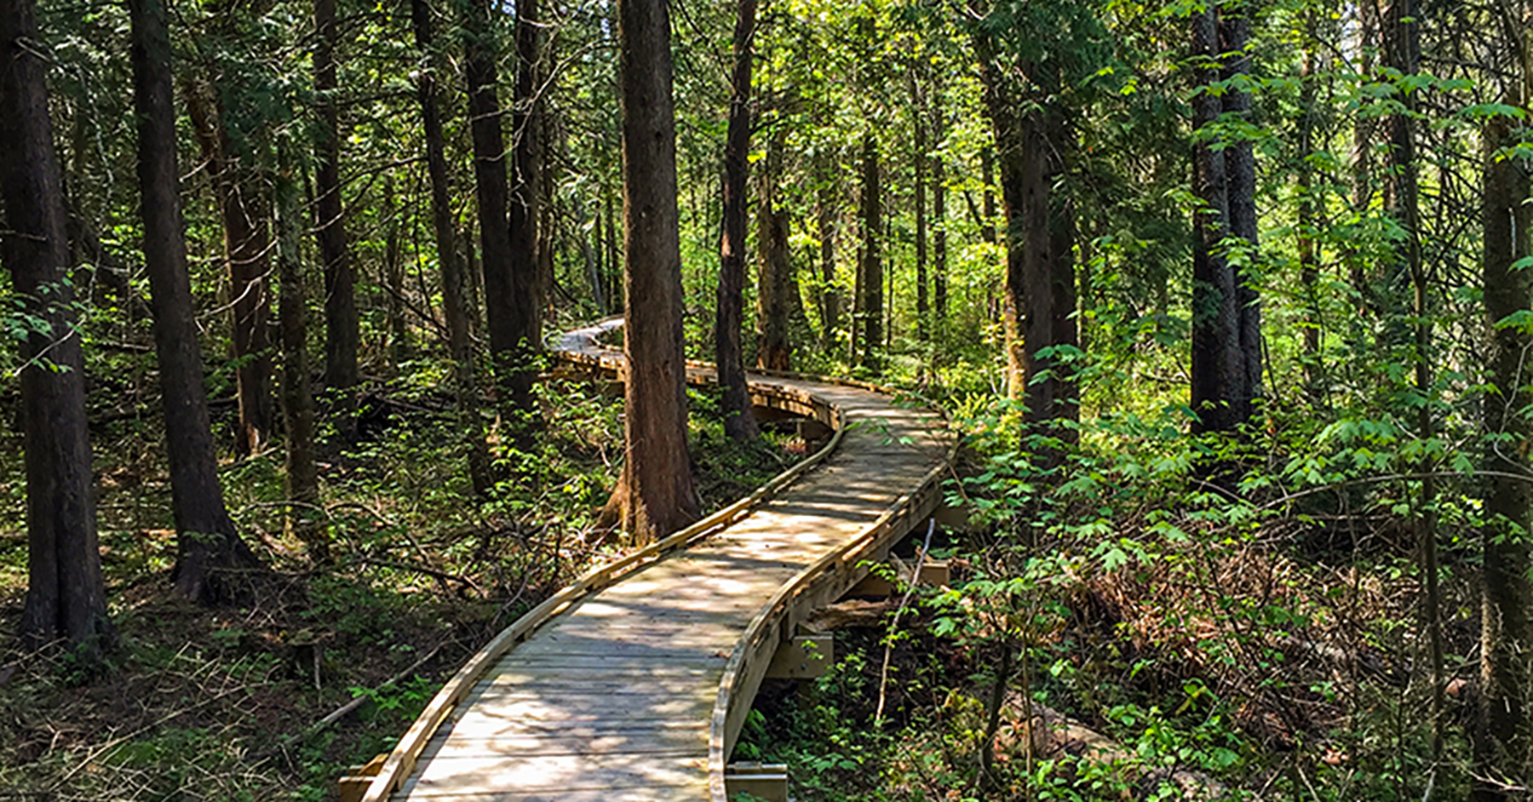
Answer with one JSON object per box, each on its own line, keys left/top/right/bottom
{"left": 507, "top": 0, "right": 543, "bottom": 409}
{"left": 1380, "top": 0, "right": 1419, "bottom": 345}
{"left": 384, "top": 176, "right": 409, "bottom": 364}
{"left": 412, "top": 0, "right": 493, "bottom": 496}
{"left": 129, "top": 0, "right": 263, "bottom": 603}
{"left": 817, "top": 158, "right": 839, "bottom": 349}
{"left": 1188, "top": 4, "right": 1247, "bottom": 434}
{"left": 464, "top": 0, "right": 530, "bottom": 424}
{"left": 715, "top": 0, "right": 760, "bottom": 440}
{"left": 911, "top": 73, "right": 928, "bottom": 343}
{"left": 756, "top": 134, "right": 792, "bottom": 371}
{"left": 857, "top": 132, "right": 882, "bottom": 373}
{"left": 276, "top": 145, "right": 324, "bottom": 564}
{"left": 3, "top": 0, "right": 114, "bottom": 654}
{"left": 183, "top": 81, "right": 274, "bottom": 458}
{"left": 932, "top": 80, "right": 947, "bottom": 326}
{"left": 1477, "top": 99, "right": 1533, "bottom": 802}
{"left": 315, "top": 0, "right": 357, "bottom": 391}
{"left": 1221, "top": 10, "right": 1262, "bottom": 414}
{"left": 609, "top": 0, "right": 699, "bottom": 544}
{"left": 1297, "top": 47, "right": 1324, "bottom": 407}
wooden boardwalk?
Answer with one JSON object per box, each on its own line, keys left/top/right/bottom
{"left": 361, "top": 320, "right": 949, "bottom": 801}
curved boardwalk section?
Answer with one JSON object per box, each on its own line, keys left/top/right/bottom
{"left": 364, "top": 320, "right": 949, "bottom": 801}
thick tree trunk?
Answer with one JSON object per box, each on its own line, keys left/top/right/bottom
{"left": 609, "top": 0, "right": 699, "bottom": 544}
{"left": 715, "top": 0, "right": 760, "bottom": 441}
{"left": 1478, "top": 102, "right": 1533, "bottom": 802}
{"left": 315, "top": 0, "right": 357, "bottom": 391}
{"left": 412, "top": 0, "right": 493, "bottom": 496}
{"left": 507, "top": 0, "right": 543, "bottom": 409}
{"left": 1188, "top": 5, "right": 1245, "bottom": 434}
{"left": 464, "top": 0, "right": 530, "bottom": 425}
{"left": 276, "top": 146, "right": 324, "bottom": 563}
{"left": 857, "top": 132, "right": 882, "bottom": 373}
{"left": 1380, "top": 0, "right": 1419, "bottom": 345}
{"left": 184, "top": 83, "right": 274, "bottom": 458}
{"left": 129, "top": 0, "right": 263, "bottom": 603}
{"left": 3, "top": 0, "right": 114, "bottom": 654}
{"left": 1221, "top": 10, "right": 1262, "bottom": 413}
{"left": 756, "top": 135, "right": 792, "bottom": 371}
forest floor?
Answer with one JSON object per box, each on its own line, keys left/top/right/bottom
{"left": 0, "top": 368, "right": 802, "bottom": 801}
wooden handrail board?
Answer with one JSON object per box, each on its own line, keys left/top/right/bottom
{"left": 366, "top": 318, "right": 948, "bottom": 801}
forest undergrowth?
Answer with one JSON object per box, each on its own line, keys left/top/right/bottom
{"left": 0, "top": 362, "right": 801, "bottom": 801}
{"left": 736, "top": 385, "right": 1482, "bottom": 802}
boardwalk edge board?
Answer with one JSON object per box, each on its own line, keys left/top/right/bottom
{"left": 361, "top": 318, "right": 866, "bottom": 802}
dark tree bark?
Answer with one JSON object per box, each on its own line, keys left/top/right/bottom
{"left": 1188, "top": 4, "right": 1252, "bottom": 434}
{"left": 1221, "top": 10, "right": 1262, "bottom": 411}
{"left": 464, "top": 0, "right": 530, "bottom": 423}
{"left": 384, "top": 176, "right": 410, "bottom": 364}
{"left": 3, "top": 0, "right": 114, "bottom": 654}
{"left": 715, "top": 0, "right": 760, "bottom": 440}
{"left": 507, "top": 0, "right": 544, "bottom": 408}
{"left": 911, "top": 73, "right": 928, "bottom": 342}
{"left": 129, "top": 0, "right": 263, "bottom": 603}
{"left": 275, "top": 146, "right": 324, "bottom": 563}
{"left": 184, "top": 83, "right": 274, "bottom": 458}
{"left": 816, "top": 157, "right": 839, "bottom": 349}
{"left": 932, "top": 81, "right": 947, "bottom": 325}
{"left": 756, "top": 134, "right": 792, "bottom": 371}
{"left": 315, "top": 0, "right": 357, "bottom": 391}
{"left": 1380, "top": 0, "right": 1419, "bottom": 343}
{"left": 975, "top": 39, "right": 1078, "bottom": 432}
{"left": 856, "top": 132, "right": 882, "bottom": 373}
{"left": 608, "top": 0, "right": 699, "bottom": 544}
{"left": 1477, "top": 97, "right": 1533, "bottom": 802}
{"left": 1297, "top": 47, "right": 1324, "bottom": 406}
{"left": 412, "top": 0, "right": 493, "bottom": 496}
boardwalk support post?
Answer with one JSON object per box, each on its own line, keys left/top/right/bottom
{"left": 338, "top": 754, "right": 387, "bottom": 802}
{"left": 726, "top": 762, "right": 790, "bottom": 802}
{"left": 849, "top": 558, "right": 950, "bottom": 597}
{"left": 765, "top": 633, "right": 833, "bottom": 679}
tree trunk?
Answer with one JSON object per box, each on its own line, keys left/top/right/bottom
{"left": 715, "top": 0, "right": 760, "bottom": 440}
{"left": 911, "top": 73, "right": 928, "bottom": 343}
{"left": 129, "top": 0, "right": 263, "bottom": 603}
{"left": 1477, "top": 94, "right": 1533, "bottom": 802}
{"left": 276, "top": 145, "right": 324, "bottom": 564}
{"left": 384, "top": 176, "right": 410, "bottom": 364}
{"left": 507, "top": 0, "right": 543, "bottom": 409}
{"left": 1221, "top": 10, "right": 1262, "bottom": 415}
{"left": 857, "top": 132, "right": 882, "bottom": 373}
{"left": 1380, "top": 0, "right": 1419, "bottom": 346}
{"left": 608, "top": 0, "right": 699, "bottom": 544}
{"left": 184, "top": 82, "right": 274, "bottom": 458}
{"left": 932, "top": 79, "right": 947, "bottom": 327}
{"left": 1297, "top": 47, "right": 1324, "bottom": 407}
{"left": 756, "top": 134, "right": 792, "bottom": 371}
{"left": 3, "top": 0, "right": 114, "bottom": 654}
{"left": 464, "top": 0, "right": 530, "bottom": 425}
{"left": 315, "top": 0, "right": 357, "bottom": 391}
{"left": 1188, "top": 4, "right": 1245, "bottom": 434}
{"left": 817, "top": 158, "right": 839, "bottom": 349}
{"left": 412, "top": 0, "right": 493, "bottom": 496}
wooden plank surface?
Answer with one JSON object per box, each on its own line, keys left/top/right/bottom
{"left": 387, "top": 321, "right": 946, "bottom": 801}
